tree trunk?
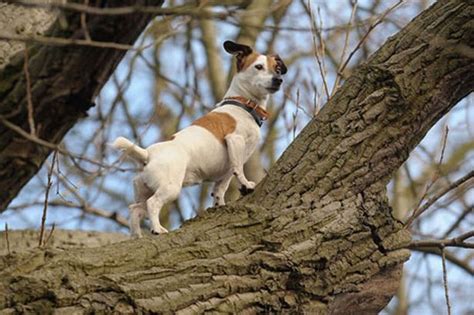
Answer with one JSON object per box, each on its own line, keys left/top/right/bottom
{"left": 0, "top": 0, "right": 472, "bottom": 313}
{"left": 0, "top": 0, "right": 164, "bottom": 212}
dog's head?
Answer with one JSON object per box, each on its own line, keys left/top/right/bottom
{"left": 224, "top": 41, "right": 287, "bottom": 99}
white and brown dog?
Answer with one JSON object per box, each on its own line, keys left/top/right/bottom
{"left": 113, "top": 41, "right": 287, "bottom": 237}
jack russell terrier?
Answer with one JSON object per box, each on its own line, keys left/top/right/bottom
{"left": 113, "top": 41, "right": 287, "bottom": 237}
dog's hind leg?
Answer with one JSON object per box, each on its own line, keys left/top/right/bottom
{"left": 147, "top": 183, "right": 182, "bottom": 235}
{"left": 129, "top": 176, "right": 153, "bottom": 238}
{"left": 224, "top": 134, "right": 256, "bottom": 193}
{"left": 212, "top": 172, "right": 233, "bottom": 206}
{"left": 129, "top": 203, "right": 146, "bottom": 238}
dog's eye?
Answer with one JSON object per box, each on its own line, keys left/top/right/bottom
{"left": 254, "top": 64, "right": 264, "bottom": 70}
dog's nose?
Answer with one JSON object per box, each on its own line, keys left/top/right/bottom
{"left": 272, "top": 77, "right": 283, "bottom": 86}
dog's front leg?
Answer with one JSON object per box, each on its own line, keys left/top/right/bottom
{"left": 212, "top": 172, "right": 233, "bottom": 206}
{"left": 224, "top": 134, "right": 256, "bottom": 194}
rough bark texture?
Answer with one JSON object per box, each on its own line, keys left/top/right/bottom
{"left": 0, "top": 0, "right": 473, "bottom": 314}
{"left": 0, "top": 229, "right": 128, "bottom": 256}
{"left": 0, "top": 1, "right": 57, "bottom": 68}
{"left": 0, "top": 0, "right": 164, "bottom": 212}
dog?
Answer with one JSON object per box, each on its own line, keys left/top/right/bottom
{"left": 113, "top": 40, "right": 287, "bottom": 237}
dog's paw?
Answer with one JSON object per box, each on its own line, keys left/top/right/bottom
{"left": 239, "top": 184, "right": 255, "bottom": 196}
{"left": 214, "top": 197, "right": 226, "bottom": 207}
{"left": 151, "top": 226, "right": 169, "bottom": 235}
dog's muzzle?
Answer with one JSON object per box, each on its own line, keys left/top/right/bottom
{"left": 267, "top": 77, "right": 283, "bottom": 93}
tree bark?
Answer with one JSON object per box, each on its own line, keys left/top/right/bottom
{"left": 0, "top": 0, "right": 164, "bottom": 212}
{"left": 0, "top": 0, "right": 472, "bottom": 314}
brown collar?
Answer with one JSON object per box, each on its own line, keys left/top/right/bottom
{"left": 223, "top": 96, "right": 270, "bottom": 121}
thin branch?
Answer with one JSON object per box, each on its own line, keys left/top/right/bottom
{"left": 408, "top": 230, "right": 474, "bottom": 249}
{"left": 441, "top": 248, "right": 452, "bottom": 315}
{"left": 4, "top": 223, "right": 11, "bottom": 256}
{"left": 338, "top": 0, "right": 404, "bottom": 76}
{"left": 23, "top": 48, "right": 36, "bottom": 135}
{"left": 43, "top": 223, "right": 56, "bottom": 248}
{"left": 8, "top": 0, "right": 381, "bottom": 34}
{"left": 292, "top": 89, "right": 300, "bottom": 140}
{"left": 442, "top": 205, "right": 473, "bottom": 237}
{"left": 80, "top": 0, "right": 92, "bottom": 41}
{"left": 0, "top": 32, "right": 134, "bottom": 51}
{"left": 406, "top": 169, "right": 473, "bottom": 227}
{"left": 0, "top": 116, "right": 120, "bottom": 169}
{"left": 39, "top": 150, "right": 57, "bottom": 247}
{"left": 49, "top": 200, "right": 129, "bottom": 228}
{"left": 307, "top": 2, "right": 330, "bottom": 100}
{"left": 7, "top": 1, "right": 233, "bottom": 18}
{"left": 7, "top": 0, "right": 406, "bottom": 42}
{"left": 411, "top": 247, "right": 473, "bottom": 276}
{"left": 405, "top": 126, "right": 450, "bottom": 226}
{"left": 331, "top": 0, "right": 358, "bottom": 96}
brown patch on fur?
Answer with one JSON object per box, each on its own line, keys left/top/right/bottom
{"left": 266, "top": 54, "right": 287, "bottom": 74}
{"left": 192, "top": 112, "right": 236, "bottom": 142}
{"left": 237, "top": 52, "right": 260, "bottom": 72}
{"left": 266, "top": 55, "right": 278, "bottom": 74}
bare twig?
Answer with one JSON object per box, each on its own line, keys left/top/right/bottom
{"left": 293, "top": 89, "right": 300, "bottom": 140}
{"left": 23, "top": 48, "right": 36, "bottom": 135}
{"left": 408, "top": 230, "right": 474, "bottom": 249}
{"left": 7, "top": 1, "right": 230, "bottom": 18}
{"left": 39, "top": 150, "right": 57, "bottom": 247}
{"left": 411, "top": 247, "right": 473, "bottom": 276}
{"left": 406, "top": 170, "right": 474, "bottom": 226}
{"left": 331, "top": 0, "right": 358, "bottom": 96}
{"left": 51, "top": 200, "right": 128, "bottom": 228}
{"left": 441, "top": 248, "right": 452, "bottom": 315}
{"left": 442, "top": 205, "right": 473, "bottom": 237}
{"left": 0, "top": 32, "right": 134, "bottom": 51}
{"left": 405, "top": 126, "right": 449, "bottom": 226}
{"left": 44, "top": 223, "right": 56, "bottom": 247}
{"left": 199, "top": 12, "right": 226, "bottom": 101}
{"left": 8, "top": 0, "right": 382, "bottom": 34}
{"left": 4, "top": 223, "right": 11, "bottom": 256}
{"left": 80, "top": 0, "right": 91, "bottom": 41}
{"left": 0, "top": 116, "right": 120, "bottom": 169}
{"left": 306, "top": 1, "right": 330, "bottom": 100}
{"left": 338, "top": 0, "right": 404, "bottom": 76}
{"left": 438, "top": 126, "right": 449, "bottom": 167}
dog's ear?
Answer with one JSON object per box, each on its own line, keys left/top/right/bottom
{"left": 223, "top": 41, "right": 253, "bottom": 56}
{"left": 224, "top": 41, "right": 256, "bottom": 72}
{"left": 273, "top": 54, "right": 287, "bottom": 75}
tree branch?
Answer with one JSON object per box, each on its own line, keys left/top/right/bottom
{"left": 411, "top": 247, "right": 473, "bottom": 276}
{"left": 405, "top": 170, "right": 474, "bottom": 226}
{"left": 408, "top": 230, "right": 474, "bottom": 249}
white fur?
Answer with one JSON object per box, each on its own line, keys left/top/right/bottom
{"left": 113, "top": 52, "right": 283, "bottom": 237}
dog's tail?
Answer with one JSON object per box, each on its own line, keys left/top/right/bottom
{"left": 112, "top": 137, "right": 149, "bottom": 164}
